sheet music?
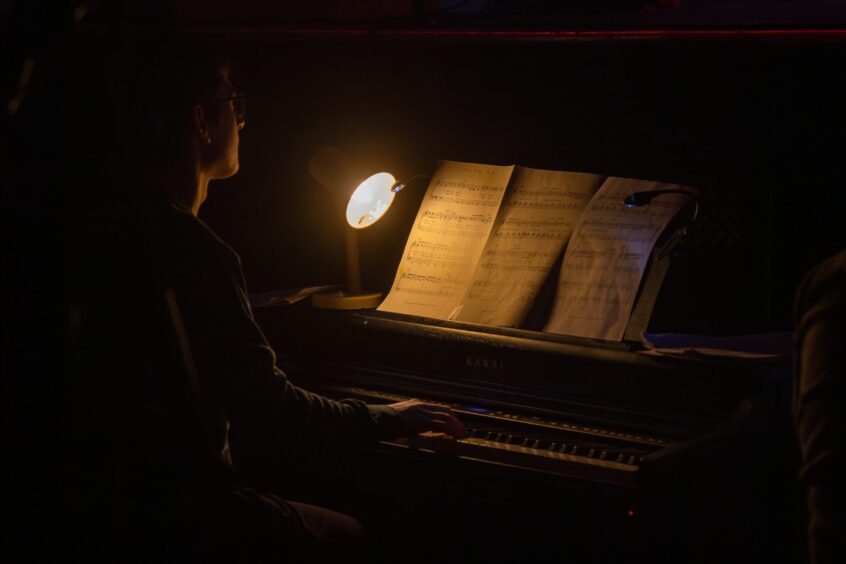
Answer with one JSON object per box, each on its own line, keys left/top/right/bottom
{"left": 545, "top": 177, "right": 694, "bottom": 341}
{"left": 453, "top": 167, "right": 604, "bottom": 326}
{"left": 378, "top": 160, "right": 515, "bottom": 319}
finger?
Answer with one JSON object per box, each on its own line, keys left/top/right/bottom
{"left": 389, "top": 399, "right": 423, "bottom": 410}
{"left": 431, "top": 410, "right": 468, "bottom": 438}
{"left": 414, "top": 407, "right": 453, "bottom": 418}
{"left": 412, "top": 417, "right": 448, "bottom": 435}
{"left": 415, "top": 403, "right": 452, "bottom": 413}
{"left": 410, "top": 407, "right": 466, "bottom": 434}
{"left": 417, "top": 415, "right": 467, "bottom": 439}
{"left": 407, "top": 408, "right": 459, "bottom": 427}
{"left": 442, "top": 415, "right": 467, "bottom": 438}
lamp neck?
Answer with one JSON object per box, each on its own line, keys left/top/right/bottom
{"left": 391, "top": 174, "right": 432, "bottom": 193}
{"left": 345, "top": 228, "right": 362, "bottom": 296}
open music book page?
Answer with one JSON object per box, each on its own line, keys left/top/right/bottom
{"left": 452, "top": 167, "right": 604, "bottom": 326}
{"left": 377, "top": 160, "right": 515, "bottom": 319}
{"left": 544, "top": 178, "right": 695, "bottom": 341}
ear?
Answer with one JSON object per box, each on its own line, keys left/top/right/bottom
{"left": 192, "top": 104, "right": 212, "bottom": 144}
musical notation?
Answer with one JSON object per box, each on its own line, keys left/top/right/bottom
{"left": 507, "top": 185, "right": 592, "bottom": 210}
{"left": 546, "top": 177, "right": 691, "bottom": 341}
{"left": 417, "top": 223, "right": 489, "bottom": 238}
{"left": 568, "top": 248, "right": 614, "bottom": 260}
{"left": 479, "top": 248, "right": 558, "bottom": 262}
{"left": 428, "top": 193, "right": 500, "bottom": 207}
{"left": 394, "top": 271, "right": 462, "bottom": 297}
{"left": 432, "top": 178, "right": 503, "bottom": 192}
{"left": 454, "top": 167, "right": 604, "bottom": 327}
{"left": 582, "top": 217, "right": 656, "bottom": 231}
{"left": 404, "top": 239, "right": 471, "bottom": 269}
{"left": 379, "top": 161, "right": 515, "bottom": 320}
{"left": 465, "top": 278, "right": 541, "bottom": 301}
{"left": 422, "top": 210, "right": 491, "bottom": 223}
{"left": 500, "top": 217, "right": 572, "bottom": 232}
{"left": 417, "top": 210, "right": 493, "bottom": 238}
{"left": 381, "top": 162, "right": 693, "bottom": 335}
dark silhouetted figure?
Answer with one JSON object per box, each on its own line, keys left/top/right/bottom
{"left": 795, "top": 250, "right": 846, "bottom": 564}
{"left": 15, "top": 35, "right": 466, "bottom": 562}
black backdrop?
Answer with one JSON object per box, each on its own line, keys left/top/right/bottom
{"left": 192, "top": 32, "right": 846, "bottom": 335}
{"left": 5, "top": 29, "right": 846, "bottom": 352}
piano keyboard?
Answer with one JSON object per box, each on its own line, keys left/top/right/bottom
{"left": 327, "top": 385, "right": 666, "bottom": 487}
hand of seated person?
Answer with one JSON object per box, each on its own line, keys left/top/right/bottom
{"left": 387, "top": 399, "right": 467, "bottom": 439}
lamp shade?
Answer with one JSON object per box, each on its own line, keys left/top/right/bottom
{"left": 308, "top": 146, "right": 396, "bottom": 229}
{"left": 346, "top": 172, "right": 397, "bottom": 228}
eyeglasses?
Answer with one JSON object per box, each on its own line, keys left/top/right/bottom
{"left": 217, "top": 94, "right": 246, "bottom": 128}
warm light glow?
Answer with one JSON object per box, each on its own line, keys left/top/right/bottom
{"left": 346, "top": 172, "right": 397, "bottom": 229}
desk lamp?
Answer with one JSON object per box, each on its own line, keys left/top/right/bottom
{"left": 308, "top": 146, "right": 404, "bottom": 309}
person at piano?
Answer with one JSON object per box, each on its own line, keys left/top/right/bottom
{"left": 104, "top": 38, "right": 467, "bottom": 561}
{"left": 795, "top": 252, "right": 846, "bottom": 564}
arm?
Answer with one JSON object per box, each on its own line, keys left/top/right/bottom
{"left": 179, "top": 238, "right": 463, "bottom": 464}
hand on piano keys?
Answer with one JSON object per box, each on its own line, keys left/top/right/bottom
{"left": 387, "top": 399, "right": 468, "bottom": 439}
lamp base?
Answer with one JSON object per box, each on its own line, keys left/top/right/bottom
{"left": 311, "top": 290, "right": 383, "bottom": 310}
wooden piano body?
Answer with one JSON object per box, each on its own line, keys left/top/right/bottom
{"left": 255, "top": 305, "right": 793, "bottom": 563}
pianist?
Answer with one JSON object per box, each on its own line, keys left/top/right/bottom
{"left": 102, "top": 38, "right": 466, "bottom": 561}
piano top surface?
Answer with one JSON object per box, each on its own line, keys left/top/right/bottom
{"left": 255, "top": 302, "right": 788, "bottom": 439}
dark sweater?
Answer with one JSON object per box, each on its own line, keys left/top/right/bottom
{"left": 95, "top": 191, "right": 402, "bottom": 512}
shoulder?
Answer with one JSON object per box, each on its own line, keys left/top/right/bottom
{"left": 152, "top": 200, "right": 240, "bottom": 272}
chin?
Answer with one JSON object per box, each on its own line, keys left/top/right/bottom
{"left": 219, "top": 161, "right": 240, "bottom": 179}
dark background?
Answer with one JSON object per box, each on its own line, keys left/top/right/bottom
{"left": 205, "top": 33, "right": 846, "bottom": 336}
{"left": 5, "top": 4, "right": 846, "bottom": 338}
{"left": 3, "top": 2, "right": 846, "bottom": 561}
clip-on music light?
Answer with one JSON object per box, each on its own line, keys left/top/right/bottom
{"left": 623, "top": 188, "right": 700, "bottom": 258}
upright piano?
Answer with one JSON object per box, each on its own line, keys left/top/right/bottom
{"left": 233, "top": 20, "right": 839, "bottom": 564}
{"left": 254, "top": 303, "right": 794, "bottom": 563}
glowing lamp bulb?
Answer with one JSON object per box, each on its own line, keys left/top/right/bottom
{"left": 345, "top": 172, "right": 397, "bottom": 229}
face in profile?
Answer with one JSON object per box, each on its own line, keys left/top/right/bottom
{"left": 203, "top": 69, "right": 244, "bottom": 180}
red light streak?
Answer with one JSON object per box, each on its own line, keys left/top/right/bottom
{"left": 217, "top": 27, "right": 846, "bottom": 40}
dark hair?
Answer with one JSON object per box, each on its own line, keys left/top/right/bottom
{"left": 118, "top": 34, "right": 230, "bottom": 170}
